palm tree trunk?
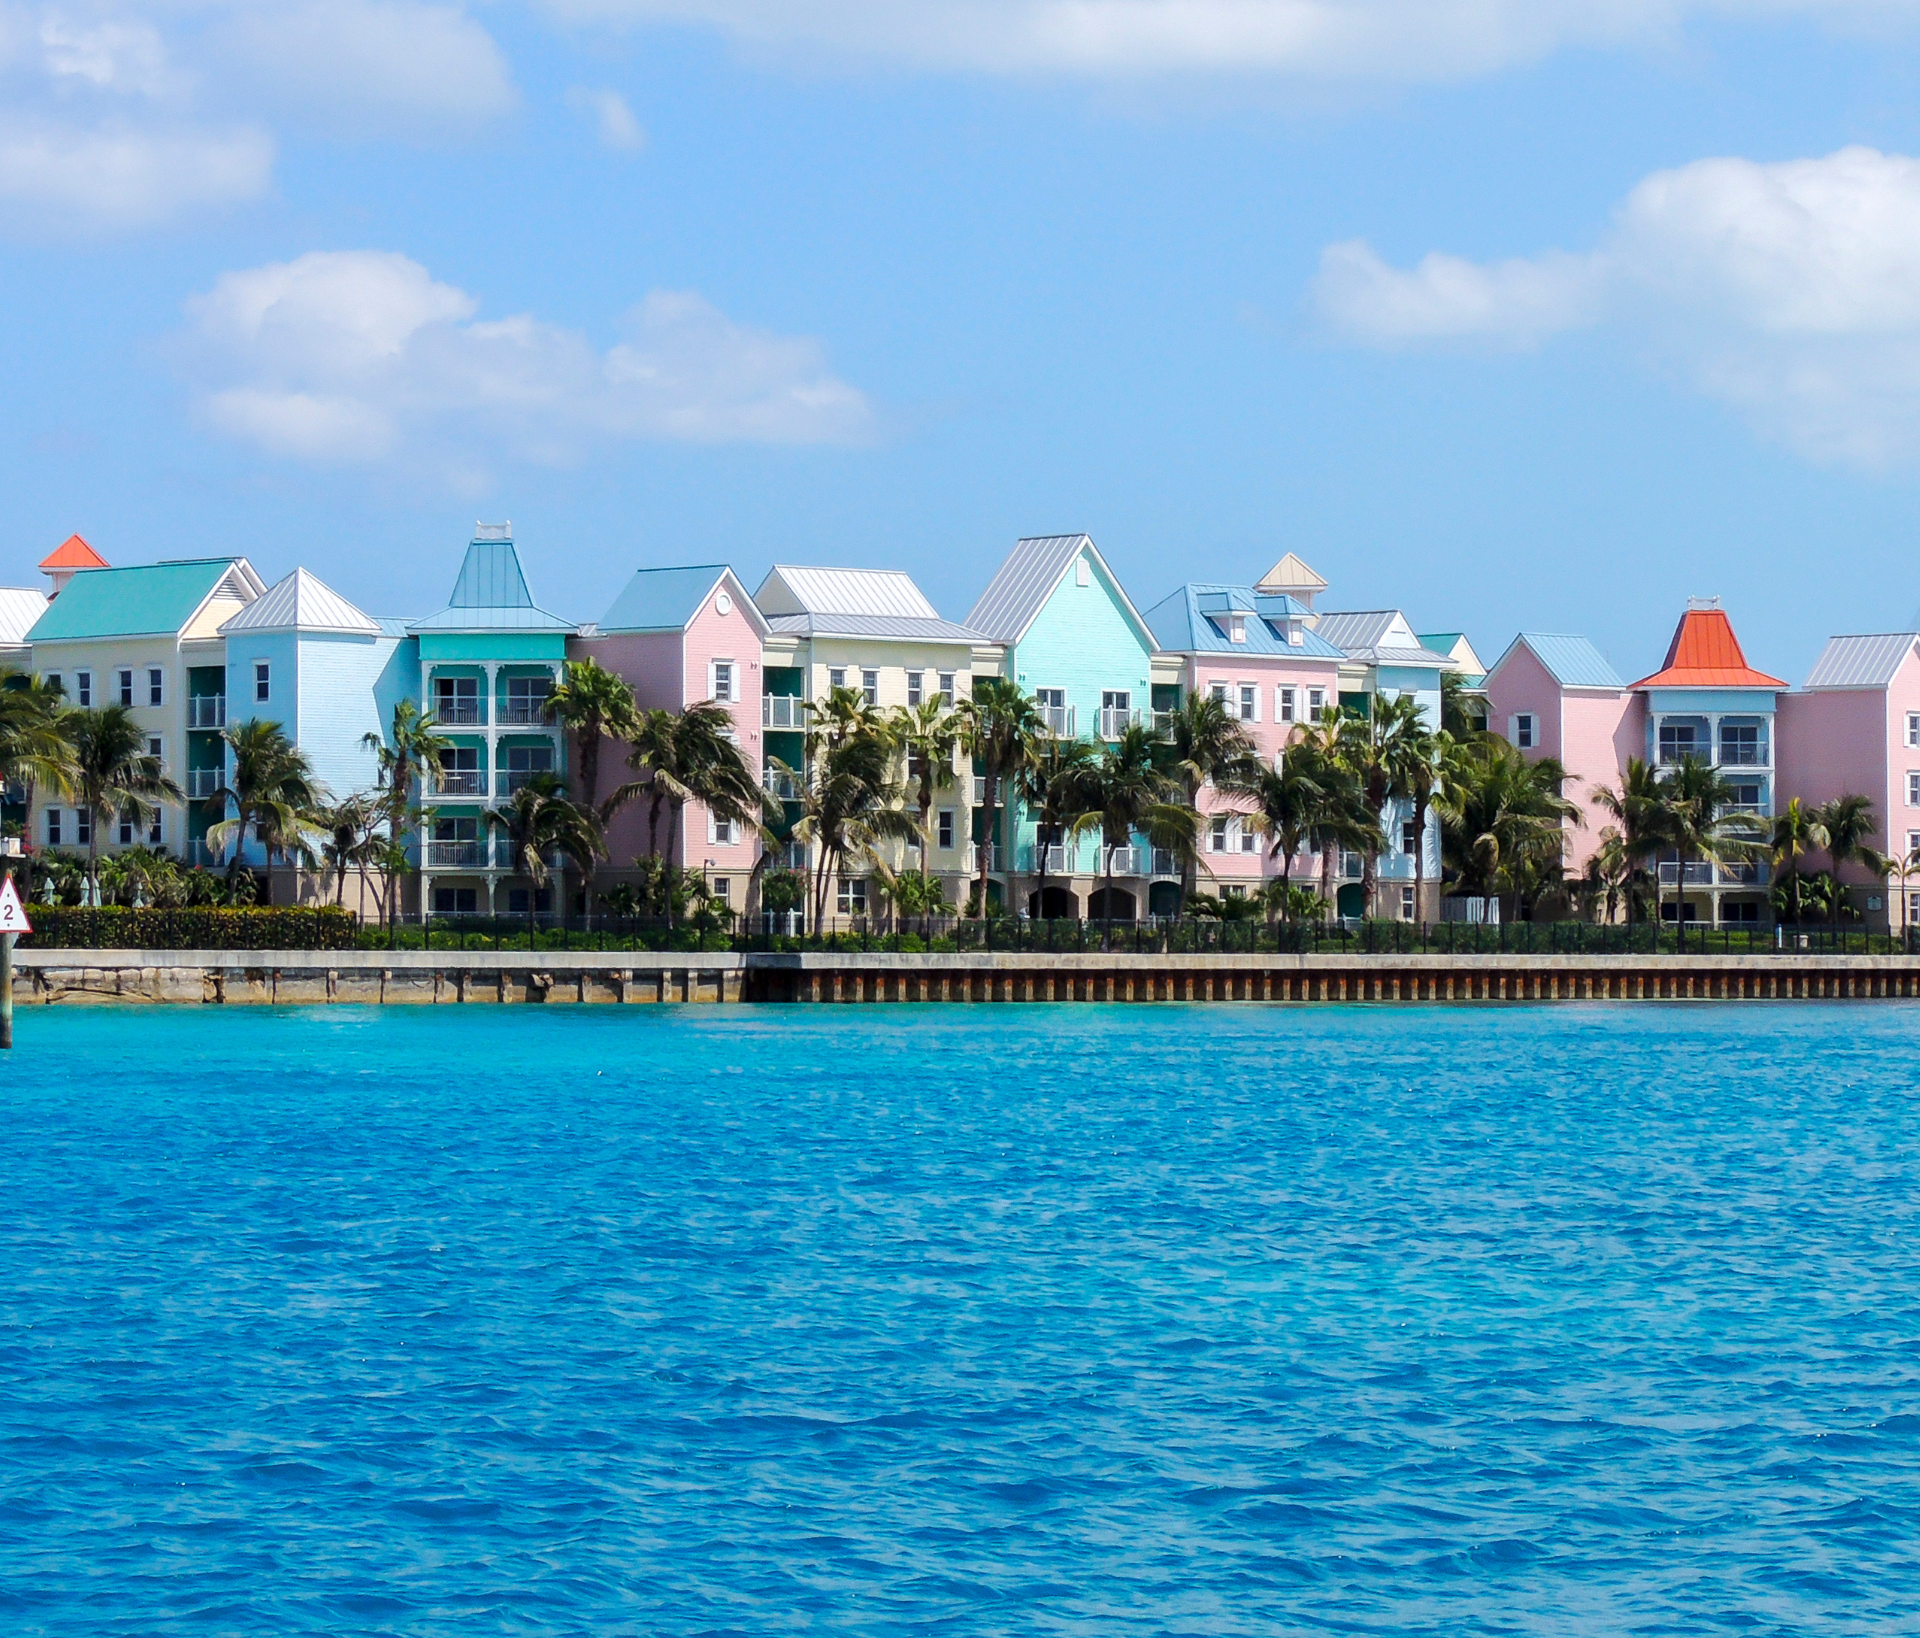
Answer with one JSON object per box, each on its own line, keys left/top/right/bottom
{"left": 976, "top": 773, "right": 995, "bottom": 918}
{"left": 1412, "top": 795, "right": 1428, "bottom": 925}
{"left": 580, "top": 729, "right": 600, "bottom": 812}
{"left": 665, "top": 802, "right": 681, "bottom": 930}
{"left": 86, "top": 799, "right": 98, "bottom": 905}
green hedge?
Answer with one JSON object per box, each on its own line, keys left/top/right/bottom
{"left": 21, "top": 906, "right": 359, "bottom": 951}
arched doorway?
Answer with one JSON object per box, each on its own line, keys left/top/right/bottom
{"left": 1336, "top": 883, "right": 1364, "bottom": 920}
{"left": 1148, "top": 882, "right": 1182, "bottom": 919}
{"left": 1087, "top": 885, "right": 1137, "bottom": 922}
{"left": 1028, "top": 885, "right": 1077, "bottom": 920}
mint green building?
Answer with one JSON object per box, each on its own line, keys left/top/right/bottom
{"left": 965, "top": 534, "right": 1163, "bottom": 919}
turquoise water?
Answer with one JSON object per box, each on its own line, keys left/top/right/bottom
{"left": 5, "top": 1004, "right": 1920, "bottom": 1635}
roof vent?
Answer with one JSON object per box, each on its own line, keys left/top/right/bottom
{"left": 474, "top": 521, "right": 512, "bottom": 542}
{"left": 1686, "top": 595, "right": 1722, "bottom": 611}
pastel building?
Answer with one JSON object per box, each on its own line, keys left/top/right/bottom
{"left": 1, "top": 582, "right": 49, "bottom": 832}
{"left": 575, "top": 564, "right": 771, "bottom": 914}
{"left": 1629, "top": 601, "right": 1784, "bottom": 926}
{"left": 967, "top": 534, "right": 1158, "bottom": 919}
{"left": 410, "top": 527, "right": 575, "bottom": 917}
{"left": 1779, "top": 633, "right": 1920, "bottom": 927}
{"left": 1310, "top": 607, "right": 1452, "bottom": 920}
{"left": 755, "top": 564, "right": 999, "bottom": 917}
{"left": 1142, "top": 576, "right": 1344, "bottom": 912}
{"left": 1482, "top": 633, "right": 1641, "bottom": 875}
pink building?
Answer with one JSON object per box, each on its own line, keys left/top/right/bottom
{"left": 1779, "top": 633, "right": 1920, "bottom": 928}
{"left": 1141, "top": 580, "right": 1345, "bottom": 911}
{"left": 571, "top": 565, "right": 770, "bottom": 914}
{"left": 1482, "top": 632, "right": 1642, "bottom": 875}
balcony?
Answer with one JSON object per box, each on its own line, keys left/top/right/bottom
{"left": 427, "top": 839, "right": 487, "bottom": 868}
{"left": 1718, "top": 744, "right": 1770, "bottom": 767}
{"left": 498, "top": 699, "right": 552, "bottom": 726}
{"left": 1151, "top": 848, "right": 1179, "bottom": 878}
{"left": 187, "top": 696, "right": 225, "bottom": 730}
{"left": 433, "top": 770, "right": 487, "bottom": 797}
{"left": 435, "top": 702, "right": 483, "bottom": 727}
{"left": 1152, "top": 711, "right": 1178, "bottom": 735}
{"left": 185, "top": 769, "right": 221, "bottom": 801}
{"left": 1024, "top": 843, "right": 1069, "bottom": 873}
{"left": 763, "top": 767, "right": 803, "bottom": 802}
{"left": 496, "top": 768, "right": 554, "bottom": 798}
{"left": 763, "top": 695, "right": 805, "bottom": 729}
{"left": 964, "top": 843, "right": 1003, "bottom": 872}
{"left": 1104, "top": 845, "right": 1145, "bottom": 876}
{"left": 1098, "top": 708, "right": 1142, "bottom": 740}
{"left": 1657, "top": 861, "right": 1716, "bottom": 885}
{"left": 1039, "top": 704, "right": 1075, "bottom": 737}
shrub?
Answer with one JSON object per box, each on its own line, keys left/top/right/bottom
{"left": 21, "top": 906, "right": 359, "bottom": 951}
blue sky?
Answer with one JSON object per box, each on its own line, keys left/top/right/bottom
{"left": 6, "top": 3, "right": 1920, "bottom": 682}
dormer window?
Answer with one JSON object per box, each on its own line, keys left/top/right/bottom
{"left": 1229, "top": 615, "right": 1246, "bottom": 643}
{"left": 1289, "top": 624, "right": 1304, "bottom": 646}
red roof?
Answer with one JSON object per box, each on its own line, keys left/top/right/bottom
{"left": 1631, "top": 606, "right": 1785, "bottom": 690}
{"left": 39, "top": 533, "right": 107, "bottom": 571}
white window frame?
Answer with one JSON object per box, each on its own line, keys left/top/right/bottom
{"left": 837, "top": 875, "right": 868, "bottom": 915}
{"left": 1909, "top": 772, "right": 1920, "bottom": 808}
{"left": 712, "top": 876, "right": 731, "bottom": 906}
{"left": 1908, "top": 713, "right": 1920, "bottom": 749}
{"left": 907, "top": 671, "right": 924, "bottom": 708}
{"left": 254, "top": 660, "right": 271, "bottom": 704}
{"left": 75, "top": 669, "right": 92, "bottom": 707}
{"left": 861, "top": 668, "right": 879, "bottom": 706}
{"left": 1512, "top": 713, "right": 1536, "bottom": 750}
{"left": 43, "top": 672, "right": 61, "bottom": 698}
{"left": 147, "top": 735, "right": 164, "bottom": 769}
{"left": 1277, "top": 686, "right": 1296, "bottom": 724}
{"left": 829, "top": 666, "right": 846, "bottom": 692}
{"left": 1228, "top": 615, "right": 1246, "bottom": 644}
{"left": 1402, "top": 818, "right": 1419, "bottom": 857}
{"left": 45, "top": 808, "right": 61, "bottom": 846}
{"left": 1208, "top": 680, "right": 1228, "bottom": 707}
{"left": 710, "top": 659, "right": 736, "bottom": 704}
{"left": 148, "top": 667, "right": 164, "bottom": 707}
{"left": 938, "top": 671, "right": 956, "bottom": 703}
{"left": 1307, "top": 687, "right": 1325, "bottom": 716}
{"left": 1239, "top": 819, "right": 1258, "bottom": 854}
{"left": 1238, "top": 682, "right": 1259, "bottom": 723}
{"left": 74, "top": 807, "right": 91, "bottom": 845}
{"left": 709, "top": 811, "right": 735, "bottom": 846}
{"left": 1209, "top": 815, "right": 1229, "bottom": 853}
{"left": 117, "top": 668, "right": 134, "bottom": 707}
{"left": 937, "top": 809, "right": 955, "bottom": 850}
{"left": 1075, "top": 557, "right": 1090, "bottom": 587}
{"left": 1401, "top": 885, "right": 1416, "bottom": 920}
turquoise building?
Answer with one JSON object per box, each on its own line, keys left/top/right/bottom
{"left": 965, "top": 534, "right": 1161, "bottom": 918}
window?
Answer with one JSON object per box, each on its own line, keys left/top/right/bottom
{"left": 1908, "top": 772, "right": 1920, "bottom": 808}
{"left": 710, "top": 814, "right": 735, "bottom": 846}
{"left": 907, "top": 671, "right": 924, "bottom": 707}
{"left": 1512, "top": 713, "right": 1536, "bottom": 750}
{"left": 1278, "top": 686, "right": 1296, "bottom": 724}
{"left": 1402, "top": 886, "right": 1417, "bottom": 920}
{"left": 75, "top": 670, "right": 91, "bottom": 707}
{"left": 1223, "top": 884, "right": 1246, "bottom": 901}
{"left": 837, "top": 876, "right": 868, "bottom": 915}
{"left": 1307, "top": 687, "right": 1325, "bottom": 716}
{"left": 147, "top": 735, "right": 163, "bottom": 765}
{"left": 1210, "top": 816, "right": 1229, "bottom": 853}
{"left": 44, "top": 673, "right": 61, "bottom": 697}
{"left": 508, "top": 887, "right": 553, "bottom": 916}
{"left": 1720, "top": 723, "right": 1762, "bottom": 765}
{"left": 148, "top": 668, "right": 164, "bottom": 707}
{"left": 712, "top": 661, "right": 735, "bottom": 703}
{"left": 254, "top": 661, "right": 271, "bottom": 703}
{"left": 1239, "top": 683, "right": 1258, "bottom": 723}
{"left": 74, "top": 808, "right": 90, "bottom": 845}
{"left": 1240, "top": 820, "right": 1258, "bottom": 854}
{"left": 149, "top": 813, "right": 163, "bottom": 846}
{"left": 938, "top": 672, "right": 956, "bottom": 703}
{"left": 1725, "top": 781, "right": 1762, "bottom": 812}
{"left": 829, "top": 667, "right": 846, "bottom": 691}
{"left": 1402, "top": 818, "right": 1419, "bottom": 856}
{"left": 1907, "top": 829, "right": 1920, "bottom": 860}
{"left": 119, "top": 815, "right": 137, "bottom": 845}
{"left": 1909, "top": 713, "right": 1920, "bottom": 749}
{"left": 1659, "top": 722, "right": 1698, "bottom": 763}
{"left": 712, "top": 877, "right": 731, "bottom": 906}
{"left": 1721, "top": 900, "right": 1761, "bottom": 925}
{"left": 117, "top": 668, "right": 134, "bottom": 706}
{"left": 1228, "top": 615, "right": 1246, "bottom": 644}
{"left": 432, "top": 886, "right": 478, "bottom": 914}
{"left": 505, "top": 675, "right": 550, "bottom": 719}
{"left": 861, "top": 668, "right": 879, "bottom": 705}
{"left": 434, "top": 675, "right": 479, "bottom": 722}
{"left": 1288, "top": 625, "right": 1304, "bottom": 647}
{"left": 1209, "top": 681, "right": 1228, "bottom": 705}
{"left": 1075, "top": 556, "right": 1090, "bottom": 587}
{"left": 938, "top": 809, "right": 955, "bottom": 850}
{"left": 45, "top": 809, "right": 60, "bottom": 846}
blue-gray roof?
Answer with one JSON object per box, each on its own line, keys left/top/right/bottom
{"left": 601, "top": 565, "right": 731, "bottom": 634}
{"left": 1144, "top": 583, "right": 1345, "bottom": 659}
{"left": 965, "top": 534, "right": 1155, "bottom": 650}
{"left": 410, "top": 536, "right": 573, "bottom": 633}
{"left": 1501, "top": 633, "right": 1625, "bottom": 689}
{"left": 1802, "top": 633, "right": 1920, "bottom": 690}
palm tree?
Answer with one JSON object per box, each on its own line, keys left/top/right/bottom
{"left": 1436, "top": 737, "right": 1577, "bottom": 914}
{"left": 1228, "top": 738, "right": 1327, "bottom": 897}
{"left": 1440, "top": 673, "right": 1487, "bottom": 738}
{"left": 542, "top": 657, "right": 641, "bottom": 811}
{"left": 205, "top": 719, "right": 328, "bottom": 896}
{"left": 68, "top": 705, "right": 183, "bottom": 904}
{"left": 1339, "top": 691, "right": 1428, "bottom": 918}
{"left": 606, "top": 707, "right": 689, "bottom": 866}
{"left": 0, "top": 670, "right": 78, "bottom": 901}
{"left": 1813, "top": 793, "right": 1878, "bottom": 932}
{"left": 1017, "top": 737, "right": 1100, "bottom": 920}
{"left": 361, "top": 700, "right": 452, "bottom": 934}
{"left": 316, "top": 793, "right": 378, "bottom": 907}
{"left": 1590, "top": 758, "right": 1669, "bottom": 922}
{"left": 1163, "top": 692, "right": 1257, "bottom": 913}
{"left": 954, "top": 679, "right": 1046, "bottom": 919}
{"left": 1655, "top": 757, "right": 1764, "bottom": 944}
{"left": 892, "top": 697, "right": 961, "bottom": 874}
{"left": 781, "top": 696, "right": 919, "bottom": 929}
{"left": 484, "top": 772, "right": 606, "bottom": 942}
{"left": 1402, "top": 721, "right": 1458, "bottom": 925}
{"left": 1296, "top": 705, "right": 1365, "bottom": 918}
{"left": 1065, "top": 722, "right": 1193, "bottom": 938}
{"left": 1767, "top": 797, "right": 1827, "bottom": 926}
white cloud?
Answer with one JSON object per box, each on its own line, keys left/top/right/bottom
{"left": 544, "top": 0, "right": 1920, "bottom": 83}
{"left": 566, "top": 85, "right": 645, "bottom": 151}
{"left": 0, "top": 116, "right": 272, "bottom": 228}
{"left": 1313, "top": 145, "right": 1920, "bottom": 466}
{"left": 179, "top": 249, "right": 875, "bottom": 468}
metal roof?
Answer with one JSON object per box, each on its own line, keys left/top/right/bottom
{"left": 410, "top": 535, "right": 573, "bottom": 633}
{"left": 38, "top": 534, "right": 107, "bottom": 571}
{"left": 965, "top": 534, "right": 1157, "bottom": 650}
{"left": 1255, "top": 552, "right": 1327, "bottom": 594}
{"left": 599, "top": 565, "right": 754, "bottom": 634}
{"left": 1496, "top": 633, "right": 1626, "bottom": 690}
{"left": 764, "top": 612, "right": 988, "bottom": 643}
{"left": 0, "top": 587, "right": 49, "bottom": 647}
{"left": 755, "top": 565, "right": 938, "bottom": 620}
{"left": 1143, "top": 583, "right": 1345, "bottom": 659}
{"left": 1630, "top": 606, "right": 1785, "bottom": 689}
{"left": 220, "top": 568, "right": 380, "bottom": 636}
{"left": 1312, "top": 610, "right": 1454, "bottom": 669}
{"left": 1802, "top": 633, "right": 1920, "bottom": 691}
{"left": 26, "top": 559, "right": 258, "bottom": 643}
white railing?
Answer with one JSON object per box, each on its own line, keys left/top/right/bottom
{"left": 1718, "top": 744, "right": 1769, "bottom": 767}
{"left": 763, "top": 695, "right": 805, "bottom": 729}
{"left": 434, "top": 770, "right": 487, "bottom": 796}
{"left": 188, "top": 696, "right": 225, "bottom": 729}
{"left": 496, "top": 769, "right": 553, "bottom": 798}
{"left": 435, "top": 702, "right": 483, "bottom": 726}
{"left": 1657, "top": 861, "right": 1716, "bottom": 884}
{"left": 964, "top": 843, "right": 1002, "bottom": 871}
{"left": 1039, "top": 704, "right": 1075, "bottom": 737}
{"left": 1152, "top": 711, "right": 1177, "bottom": 734}
{"left": 498, "top": 702, "right": 551, "bottom": 726}
{"left": 1104, "top": 845, "right": 1144, "bottom": 876}
{"left": 1025, "top": 843, "right": 1068, "bottom": 873}
{"left": 1151, "top": 848, "right": 1179, "bottom": 878}
{"left": 763, "top": 768, "right": 803, "bottom": 802}
{"left": 185, "top": 769, "right": 221, "bottom": 800}
{"left": 427, "top": 840, "right": 487, "bottom": 868}
{"left": 1099, "top": 707, "right": 1141, "bottom": 740}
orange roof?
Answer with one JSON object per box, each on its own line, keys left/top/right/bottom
{"left": 39, "top": 533, "right": 107, "bottom": 571}
{"left": 1631, "top": 606, "right": 1785, "bottom": 690}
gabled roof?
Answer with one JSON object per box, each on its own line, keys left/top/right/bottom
{"left": 755, "top": 564, "right": 940, "bottom": 621}
{"left": 1312, "top": 610, "right": 1454, "bottom": 669}
{"left": 220, "top": 568, "right": 381, "bottom": 637}
{"left": 1490, "top": 633, "right": 1625, "bottom": 691}
{"left": 965, "top": 534, "right": 1156, "bottom": 651}
{"left": 1418, "top": 632, "right": 1488, "bottom": 677}
{"left": 26, "top": 558, "right": 262, "bottom": 643}
{"left": 1256, "top": 552, "right": 1327, "bottom": 597}
{"left": 0, "top": 587, "right": 49, "bottom": 647}
{"left": 1801, "top": 633, "right": 1920, "bottom": 691}
{"left": 39, "top": 534, "right": 107, "bottom": 571}
{"left": 600, "top": 565, "right": 770, "bottom": 637}
{"left": 1143, "top": 583, "right": 1344, "bottom": 659}
{"left": 1631, "top": 605, "right": 1785, "bottom": 689}
{"left": 409, "top": 534, "right": 573, "bottom": 634}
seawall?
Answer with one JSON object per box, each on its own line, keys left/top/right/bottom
{"left": 12, "top": 948, "right": 1920, "bottom": 1005}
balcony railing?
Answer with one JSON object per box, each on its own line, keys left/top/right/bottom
{"left": 1718, "top": 744, "right": 1769, "bottom": 767}
{"left": 435, "top": 701, "right": 483, "bottom": 726}
{"left": 763, "top": 767, "right": 803, "bottom": 802}
{"left": 763, "top": 695, "right": 805, "bottom": 729}
{"left": 187, "top": 696, "right": 225, "bottom": 730}
{"left": 433, "top": 770, "right": 487, "bottom": 797}
{"left": 498, "top": 700, "right": 551, "bottom": 726}
{"left": 964, "top": 843, "right": 1002, "bottom": 872}
{"left": 1104, "top": 845, "right": 1145, "bottom": 876}
{"left": 1099, "top": 708, "right": 1142, "bottom": 740}
{"left": 1024, "top": 843, "right": 1069, "bottom": 874}
{"left": 496, "top": 769, "right": 553, "bottom": 798}
{"left": 1039, "top": 704, "right": 1075, "bottom": 737}
{"left": 1152, "top": 711, "right": 1177, "bottom": 735}
{"left": 1151, "top": 848, "right": 1179, "bottom": 878}
{"left": 427, "top": 840, "right": 487, "bottom": 868}
{"left": 1657, "top": 860, "right": 1716, "bottom": 885}
{"left": 185, "top": 769, "right": 221, "bottom": 801}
